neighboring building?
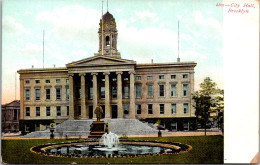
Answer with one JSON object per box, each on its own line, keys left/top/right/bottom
{"left": 1, "top": 100, "right": 20, "bottom": 133}
{"left": 18, "top": 12, "right": 197, "bottom": 134}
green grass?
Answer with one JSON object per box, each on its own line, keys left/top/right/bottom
{"left": 2, "top": 136, "right": 223, "bottom": 164}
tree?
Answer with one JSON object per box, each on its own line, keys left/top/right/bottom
{"left": 192, "top": 77, "right": 224, "bottom": 135}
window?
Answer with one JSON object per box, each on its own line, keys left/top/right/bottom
{"left": 124, "top": 86, "right": 129, "bottom": 98}
{"left": 56, "top": 88, "right": 61, "bottom": 100}
{"left": 148, "top": 104, "right": 153, "bottom": 114}
{"left": 67, "top": 106, "right": 69, "bottom": 116}
{"left": 66, "top": 88, "right": 69, "bottom": 100}
{"left": 101, "top": 78, "right": 105, "bottom": 82}
{"left": 35, "top": 89, "right": 40, "bottom": 100}
{"left": 171, "top": 75, "right": 176, "bottom": 79}
{"left": 26, "top": 107, "right": 30, "bottom": 116}
{"left": 45, "top": 80, "right": 50, "bottom": 83}
{"left": 56, "top": 106, "right": 61, "bottom": 116}
{"left": 159, "top": 85, "right": 164, "bottom": 97}
{"left": 183, "top": 84, "right": 188, "bottom": 97}
{"left": 25, "top": 89, "right": 30, "bottom": 100}
{"left": 56, "top": 79, "right": 61, "bottom": 83}
{"left": 160, "top": 104, "right": 164, "bottom": 114}
{"left": 46, "top": 106, "right": 50, "bottom": 116}
{"left": 171, "top": 85, "right": 176, "bottom": 97}
{"left": 183, "top": 74, "right": 188, "bottom": 78}
{"left": 183, "top": 122, "right": 189, "bottom": 130}
{"left": 77, "top": 88, "right": 81, "bottom": 99}
{"left": 184, "top": 103, "right": 188, "bottom": 114}
{"left": 136, "top": 76, "right": 141, "bottom": 80}
{"left": 46, "top": 88, "right": 50, "bottom": 100}
{"left": 136, "top": 85, "right": 141, "bottom": 98}
{"left": 112, "top": 86, "right": 117, "bottom": 98}
{"left": 66, "top": 79, "right": 69, "bottom": 84}
{"left": 136, "top": 105, "right": 141, "bottom": 114}
{"left": 78, "top": 106, "right": 81, "bottom": 116}
{"left": 159, "top": 75, "right": 164, "bottom": 79}
{"left": 36, "top": 107, "right": 40, "bottom": 116}
{"left": 123, "top": 77, "right": 129, "bottom": 81}
{"left": 35, "top": 80, "right": 40, "bottom": 84}
{"left": 147, "top": 76, "right": 152, "bottom": 80}
{"left": 89, "top": 87, "right": 93, "bottom": 99}
{"left": 172, "top": 104, "right": 176, "bottom": 114}
{"left": 171, "top": 122, "right": 177, "bottom": 131}
{"left": 25, "top": 80, "right": 30, "bottom": 84}
{"left": 100, "top": 87, "right": 105, "bottom": 99}
{"left": 148, "top": 85, "right": 153, "bottom": 97}
{"left": 124, "top": 104, "right": 129, "bottom": 114}
{"left": 106, "top": 36, "right": 110, "bottom": 46}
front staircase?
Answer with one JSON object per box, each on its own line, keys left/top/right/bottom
{"left": 21, "top": 119, "right": 168, "bottom": 138}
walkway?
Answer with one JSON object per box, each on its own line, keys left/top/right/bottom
{"left": 1, "top": 129, "right": 223, "bottom": 140}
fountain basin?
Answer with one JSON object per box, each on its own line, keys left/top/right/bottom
{"left": 31, "top": 140, "right": 191, "bottom": 158}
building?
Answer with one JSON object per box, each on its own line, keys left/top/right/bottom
{"left": 1, "top": 100, "right": 20, "bottom": 133}
{"left": 18, "top": 12, "right": 197, "bottom": 135}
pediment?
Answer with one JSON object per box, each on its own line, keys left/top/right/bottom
{"left": 67, "top": 56, "right": 136, "bottom": 68}
{"left": 3, "top": 100, "right": 20, "bottom": 108}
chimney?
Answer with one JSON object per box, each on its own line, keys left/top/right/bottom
{"left": 32, "top": 65, "right": 34, "bottom": 68}
{"left": 54, "top": 64, "right": 56, "bottom": 68}
{"left": 151, "top": 59, "right": 153, "bottom": 64}
{"left": 177, "top": 58, "right": 180, "bottom": 62}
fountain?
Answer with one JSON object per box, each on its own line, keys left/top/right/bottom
{"left": 99, "top": 132, "right": 119, "bottom": 149}
{"left": 93, "top": 131, "right": 127, "bottom": 157}
{"left": 31, "top": 108, "right": 191, "bottom": 158}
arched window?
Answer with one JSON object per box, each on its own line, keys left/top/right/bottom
{"left": 106, "top": 36, "right": 110, "bottom": 46}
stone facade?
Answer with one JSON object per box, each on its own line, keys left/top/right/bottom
{"left": 1, "top": 100, "right": 20, "bottom": 133}
{"left": 18, "top": 12, "right": 197, "bottom": 134}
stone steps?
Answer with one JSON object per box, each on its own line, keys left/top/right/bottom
{"left": 21, "top": 119, "right": 168, "bottom": 138}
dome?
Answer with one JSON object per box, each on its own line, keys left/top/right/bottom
{"left": 103, "top": 12, "right": 114, "bottom": 22}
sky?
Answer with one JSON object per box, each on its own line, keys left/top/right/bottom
{"left": 2, "top": 0, "right": 223, "bottom": 104}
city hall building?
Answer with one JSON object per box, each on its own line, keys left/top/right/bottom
{"left": 18, "top": 12, "right": 197, "bottom": 134}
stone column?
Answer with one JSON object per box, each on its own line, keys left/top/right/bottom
{"left": 129, "top": 70, "right": 136, "bottom": 119}
{"left": 91, "top": 72, "right": 98, "bottom": 118}
{"left": 104, "top": 72, "right": 111, "bottom": 118}
{"left": 80, "top": 73, "right": 86, "bottom": 119}
{"left": 69, "top": 74, "right": 74, "bottom": 119}
{"left": 116, "top": 72, "right": 123, "bottom": 118}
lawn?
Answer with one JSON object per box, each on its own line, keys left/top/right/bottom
{"left": 2, "top": 135, "right": 223, "bottom": 164}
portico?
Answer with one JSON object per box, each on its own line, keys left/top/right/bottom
{"left": 67, "top": 56, "right": 136, "bottom": 120}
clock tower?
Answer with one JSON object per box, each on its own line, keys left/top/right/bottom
{"left": 95, "top": 11, "right": 121, "bottom": 58}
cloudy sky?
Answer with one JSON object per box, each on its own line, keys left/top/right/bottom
{"left": 2, "top": 0, "right": 223, "bottom": 104}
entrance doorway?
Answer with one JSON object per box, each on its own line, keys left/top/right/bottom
{"left": 112, "top": 105, "right": 118, "bottom": 118}
{"left": 101, "top": 105, "right": 105, "bottom": 119}
{"left": 89, "top": 106, "right": 93, "bottom": 119}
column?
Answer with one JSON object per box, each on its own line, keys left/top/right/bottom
{"left": 129, "top": 70, "right": 135, "bottom": 119}
{"left": 91, "top": 72, "right": 98, "bottom": 118}
{"left": 69, "top": 74, "right": 74, "bottom": 119}
{"left": 116, "top": 72, "right": 123, "bottom": 118}
{"left": 80, "top": 73, "right": 86, "bottom": 119}
{"left": 85, "top": 84, "right": 89, "bottom": 119}
{"left": 104, "top": 72, "right": 111, "bottom": 118}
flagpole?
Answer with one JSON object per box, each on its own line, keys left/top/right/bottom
{"left": 101, "top": 0, "right": 104, "bottom": 56}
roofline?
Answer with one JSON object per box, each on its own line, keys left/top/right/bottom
{"left": 136, "top": 61, "right": 197, "bottom": 69}
{"left": 17, "top": 67, "right": 67, "bottom": 74}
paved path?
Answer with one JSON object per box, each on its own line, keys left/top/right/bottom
{"left": 1, "top": 130, "right": 223, "bottom": 140}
